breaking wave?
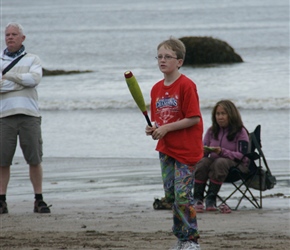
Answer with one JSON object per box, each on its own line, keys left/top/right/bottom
{"left": 39, "top": 97, "right": 290, "bottom": 111}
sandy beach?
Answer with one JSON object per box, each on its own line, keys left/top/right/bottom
{"left": 0, "top": 157, "right": 289, "bottom": 250}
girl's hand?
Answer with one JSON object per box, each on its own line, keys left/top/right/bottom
{"left": 204, "top": 146, "right": 221, "bottom": 154}
{"left": 211, "top": 147, "right": 222, "bottom": 155}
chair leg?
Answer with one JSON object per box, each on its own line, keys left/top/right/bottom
{"left": 216, "top": 185, "right": 240, "bottom": 210}
{"left": 235, "top": 184, "right": 262, "bottom": 209}
{"left": 222, "top": 180, "right": 262, "bottom": 210}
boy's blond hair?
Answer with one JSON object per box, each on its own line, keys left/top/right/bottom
{"left": 157, "top": 37, "right": 186, "bottom": 60}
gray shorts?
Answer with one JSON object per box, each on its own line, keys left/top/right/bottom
{"left": 0, "top": 115, "right": 43, "bottom": 166}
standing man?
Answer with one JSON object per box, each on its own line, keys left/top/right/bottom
{"left": 0, "top": 22, "right": 50, "bottom": 214}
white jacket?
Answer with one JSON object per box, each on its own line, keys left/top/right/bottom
{"left": 0, "top": 50, "right": 42, "bottom": 118}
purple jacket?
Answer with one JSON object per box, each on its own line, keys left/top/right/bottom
{"left": 203, "top": 126, "right": 249, "bottom": 164}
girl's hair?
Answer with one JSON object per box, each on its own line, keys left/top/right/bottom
{"left": 5, "top": 22, "right": 25, "bottom": 35}
{"left": 211, "top": 99, "right": 245, "bottom": 141}
{"left": 157, "top": 36, "right": 186, "bottom": 60}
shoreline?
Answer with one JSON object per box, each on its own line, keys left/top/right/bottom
{"left": 9, "top": 156, "right": 290, "bottom": 201}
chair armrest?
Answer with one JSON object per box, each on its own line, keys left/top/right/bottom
{"left": 245, "top": 152, "right": 260, "bottom": 160}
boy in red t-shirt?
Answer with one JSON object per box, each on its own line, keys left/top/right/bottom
{"left": 145, "top": 37, "right": 203, "bottom": 250}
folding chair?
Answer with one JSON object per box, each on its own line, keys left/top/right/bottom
{"left": 212, "top": 125, "right": 275, "bottom": 210}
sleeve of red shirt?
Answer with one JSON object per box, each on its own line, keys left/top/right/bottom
{"left": 181, "top": 79, "right": 202, "bottom": 119}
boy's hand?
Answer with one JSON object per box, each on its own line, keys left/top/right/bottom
{"left": 151, "top": 126, "right": 168, "bottom": 140}
{"left": 145, "top": 125, "right": 155, "bottom": 136}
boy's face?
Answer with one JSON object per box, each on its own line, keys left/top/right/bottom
{"left": 157, "top": 46, "right": 183, "bottom": 75}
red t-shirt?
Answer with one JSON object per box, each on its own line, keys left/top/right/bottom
{"left": 150, "top": 74, "right": 203, "bottom": 165}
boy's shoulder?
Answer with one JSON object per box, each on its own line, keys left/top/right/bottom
{"left": 179, "top": 74, "right": 195, "bottom": 83}
{"left": 177, "top": 74, "right": 197, "bottom": 90}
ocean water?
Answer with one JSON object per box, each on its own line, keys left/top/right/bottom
{"left": 1, "top": 2, "right": 289, "bottom": 166}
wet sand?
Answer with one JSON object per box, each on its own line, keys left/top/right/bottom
{"left": 0, "top": 157, "right": 289, "bottom": 249}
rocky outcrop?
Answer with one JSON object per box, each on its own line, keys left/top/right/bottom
{"left": 42, "top": 68, "right": 93, "bottom": 76}
{"left": 179, "top": 36, "right": 243, "bottom": 65}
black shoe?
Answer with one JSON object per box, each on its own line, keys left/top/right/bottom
{"left": 34, "top": 200, "right": 51, "bottom": 213}
{"left": 153, "top": 197, "right": 173, "bottom": 210}
{"left": 0, "top": 200, "right": 8, "bottom": 214}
